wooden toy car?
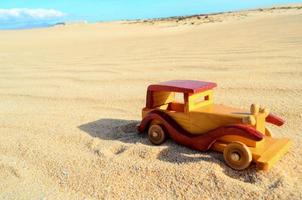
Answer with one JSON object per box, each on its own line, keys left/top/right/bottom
{"left": 138, "top": 80, "right": 291, "bottom": 170}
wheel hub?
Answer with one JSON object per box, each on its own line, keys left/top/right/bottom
{"left": 231, "top": 152, "right": 241, "bottom": 162}
{"left": 152, "top": 131, "right": 159, "bottom": 138}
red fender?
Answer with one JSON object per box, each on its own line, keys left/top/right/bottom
{"left": 266, "top": 113, "right": 285, "bottom": 126}
{"left": 138, "top": 110, "right": 263, "bottom": 151}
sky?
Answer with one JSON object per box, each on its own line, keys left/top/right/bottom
{"left": 0, "top": 0, "right": 301, "bottom": 29}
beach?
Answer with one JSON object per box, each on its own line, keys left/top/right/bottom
{"left": 0, "top": 5, "right": 302, "bottom": 199}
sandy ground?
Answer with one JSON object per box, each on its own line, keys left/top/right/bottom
{"left": 0, "top": 5, "right": 302, "bottom": 200}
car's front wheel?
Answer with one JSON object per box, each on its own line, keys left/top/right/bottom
{"left": 148, "top": 124, "right": 166, "bottom": 145}
{"left": 223, "top": 141, "right": 252, "bottom": 170}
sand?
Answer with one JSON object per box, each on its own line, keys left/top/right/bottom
{"left": 0, "top": 5, "right": 302, "bottom": 200}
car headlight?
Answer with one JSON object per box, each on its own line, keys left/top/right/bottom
{"left": 242, "top": 116, "right": 256, "bottom": 126}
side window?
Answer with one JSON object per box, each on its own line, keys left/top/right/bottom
{"left": 166, "top": 92, "right": 185, "bottom": 112}
{"left": 174, "top": 92, "right": 184, "bottom": 104}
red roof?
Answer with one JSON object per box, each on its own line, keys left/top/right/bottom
{"left": 148, "top": 80, "right": 217, "bottom": 93}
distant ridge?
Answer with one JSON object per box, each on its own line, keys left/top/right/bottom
{"left": 129, "top": 4, "right": 302, "bottom": 23}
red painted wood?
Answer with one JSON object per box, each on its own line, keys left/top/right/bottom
{"left": 148, "top": 80, "right": 217, "bottom": 94}
{"left": 138, "top": 110, "right": 263, "bottom": 151}
{"left": 146, "top": 90, "right": 153, "bottom": 108}
{"left": 266, "top": 113, "right": 285, "bottom": 126}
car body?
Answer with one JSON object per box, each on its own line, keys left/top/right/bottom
{"left": 138, "top": 80, "right": 291, "bottom": 170}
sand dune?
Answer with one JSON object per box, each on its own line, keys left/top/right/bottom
{"left": 0, "top": 5, "right": 302, "bottom": 199}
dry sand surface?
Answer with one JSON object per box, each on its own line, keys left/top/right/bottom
{"left": 0, "top": 5, "right": 302, "bottom": 200}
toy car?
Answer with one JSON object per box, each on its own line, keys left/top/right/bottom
{"left": 138, "top": 80, "right": 291, "bottom": 170}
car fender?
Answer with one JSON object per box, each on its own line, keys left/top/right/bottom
{"left": 138, "top": 110, "right": 263, "bottom": 151}
{"left": 266, "top": 113, "right": 285, "bottom": 126}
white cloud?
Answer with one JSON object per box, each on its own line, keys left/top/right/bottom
{"left": 0, "top": 8, "right": 65, "bottom": 21}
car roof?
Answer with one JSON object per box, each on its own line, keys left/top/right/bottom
{"left": 147, "top": 80, "right": 217, "bottom": 93}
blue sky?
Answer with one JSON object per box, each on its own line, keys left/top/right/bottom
{"left": 0, "top": 0, "right": 300, "bottom": 29}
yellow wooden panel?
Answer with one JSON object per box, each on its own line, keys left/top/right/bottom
{"left": 163, "top": 110, "right": 191, "bottom": 132}
{"left": 256, "top": 137, "right": 292, "bottom": 170}
{"left": 188, "top": 90, "right": 213, "bottom": 111}
{"left": 255, "top": 114, "right": 266, "bottom": 134}
{"left": 189, "top": 111, "right": 243, "bottom": 134}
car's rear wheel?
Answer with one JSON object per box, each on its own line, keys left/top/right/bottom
{"left": 223, "top": 142, "right": 252, "bottom": 170}
{"left": 148, "top": 124, "right": 166, "bottom": 145}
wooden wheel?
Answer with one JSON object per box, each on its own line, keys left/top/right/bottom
{"left": 223, "top": 142, "right": 252, "bottom": 170}
{"left": 148, "top": 124, "right": 166, "bottom": 145}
